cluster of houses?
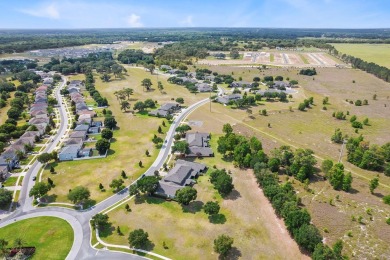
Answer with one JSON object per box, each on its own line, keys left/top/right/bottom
{"left": 149, "top": 103, "right": 181, "bottom": 118}
{"left": 161, "top": 65, "right": 214, "bottom": 93}
{"left": 58, "top": 81, "right": 102, "bottom": 161}
{"left": 0, "top": 85, "right": 52, "bottom": 180}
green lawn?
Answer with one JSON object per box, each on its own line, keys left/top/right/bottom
{"left": 0, "top": 217, "right": 74, "bottom": 260}
{"left": 299, "top": 54, "right": 309, "bottom": 64}
{"left": 332, "top": 43, "right": 390, "bottom": 68}
{"left": 2, "top": 177, "right": 18, "bottom": 187}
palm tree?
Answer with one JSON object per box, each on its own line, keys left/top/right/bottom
{"left": 120, "top": 101, "right": 131, "bottom": 112}
{"left": 0, "top": 239, "right": 9, "bottom": 257}
{"left": 16, "top": 150, "right": 25, "bottom": 161}
{"left": 14, "top": 238, "right": 24, "bottom": 250}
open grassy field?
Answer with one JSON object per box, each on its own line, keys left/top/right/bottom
{"left": 42, "top": 67, "right": 208, "bottom": 203}
{"left": 104, "top": 135, "right": 306, "bottom": 260}
{"left": 185, "top": 65, "right": 390, "bottom": 258}
{"left": 0, "top": 216, "right": 73, "bottom": 260}
{"left": 332, "top": 43, "right": 390, "bottom": 68}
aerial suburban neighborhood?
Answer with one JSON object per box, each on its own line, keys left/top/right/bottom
{"left": 0, "top": 1, "right": 390, "bottom": 260}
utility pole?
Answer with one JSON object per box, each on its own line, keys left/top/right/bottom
{"left": 209, "top": 90, "right": 211, "bottom": 112}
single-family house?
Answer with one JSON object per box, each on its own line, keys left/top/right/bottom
{"left": 196, "top": 83, "right": 213, "bottom": 92}
{"left": 160, "top": 65, "right": 172, "bottom": 71}
{"left": 58, "top": 145, "right": 80, "bottom": 161}
{"left": 21, "top": 131, "right": 41, "bottom": 139}
{"left": 78, "top": 114, "right": 92, "bottom": 125}
{"left": 42, "top": 77, "right": 53, "bottom": 85}
{"left": 185, "top": 132, "right": 214, "bottom": 157}
{"left": 272, "top": 81, "right": 290, "bottom": 89}
{"left": 29, "top": 117, "right": 50, "bottom": 125}
{"left": 64, "top": 138, "right": 83, "bottom": 149}
{"left": 229, "top": 81, "right": 253, "bottom": 88}
{"left": 69, "top": 130, "right": 87, "bottom": 140}
{"left": 155, "top": 160, "right": 207, "bottom": 199}
{"left": 149, "top": 103, "right": 181, "bottom": 118}
{"left": 76, "top": 102, "right": 88, "bottom": 112}
{"left": 88, "top": 126, "right": 100, "bottom": 134}
{"left": 216, "top": 94, "right": 243, "bottom": 105}
{"left": 74, "top": 124, "right": 90, "bottom": 132}
{"left": 14, "top": 137, "right": 35, "bottom": 147}
{"left": 77, "top": 110, "right": 96, "bottom": 117}
{"left": 177, "top": 77, "right": 197, "bottom": 84}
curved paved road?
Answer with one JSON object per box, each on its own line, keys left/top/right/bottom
{"left": 0, "top": 79, "right": 216, "bottom": 259}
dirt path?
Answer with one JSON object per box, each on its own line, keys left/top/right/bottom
{"left": 223, "top": 169, "right": 309, "bottom": 259}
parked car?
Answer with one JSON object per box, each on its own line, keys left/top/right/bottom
{"left": 32, "top": 176, "right": 36, "bottom": 181}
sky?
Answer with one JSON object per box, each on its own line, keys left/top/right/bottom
{"left": 0, "top": 0, "right": 389, "bottom": 29}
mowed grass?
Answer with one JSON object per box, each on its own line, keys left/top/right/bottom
{"left": 332, "top": 43, "right": 390, "bottom": 68}
{"left": 0, "top": 217, "right": 74, "bottom": 260}
{"left": 42, "top": 68, "right": 208, "bottom": 203}
{"left": 104, "top": 132, "right": 305, "bottom": 260}
{"left": 299, "top": 54, "right": 309, "bottom": 64}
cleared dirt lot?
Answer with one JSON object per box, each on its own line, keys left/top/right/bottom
{"left": 198, "top": 51, "right": 341, "bottom": 67}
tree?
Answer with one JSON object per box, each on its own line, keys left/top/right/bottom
{"left": 129, "top": 184, "right": 140, "bottom": 197}
{"left": 29, "top": 182, "right": 51, "bottom": 198}
{"left": 144, "top": 99, "right": 156, "bottom": 108}
{"left": 47, "top": 177, "right": 54, "bottom": 187}
{"left": 67, "top": 186, "right": 90, "bottom": 204}
{"left": 222, "top": 123, "right": 233, "bottom": 135}
{"left": 157, "top": 81, "right": 164, "bottom": 93}
{"left": 213, "top": 173, "right": 234, "bottom": 196}
{"left": 383, "top": 195, "right": 390, "bottom": 205}
{"left": 331, "top": 129, "right": 344, "bottom": 144}
{"left": 268, "top": 158, "right": 280, "bottom": 172}
{"left": 172, "top": 140, "right": 189, "bottom": 154}
{"left": 369, "top": 177, "right": 379, "bottom": 194}
{"left": 175, "top": 187, "right": 197, "bottom": 205}
{"left": 158, "top": 126, "right": 162, "bottom": 134}
{"left": 104, "top": 117, "right": 117, "bottom": 129}
{"left": 175, "top": 97, "right": 184, "bottom": 104}
{"left": 0, "top": 189, "right": 12, "bottom": 207}
{"left": 99, "top": 183, "right": 104, "bottom": 190}
{"left": 128, "top": 229, "right": 149, "bottom": 249}
{"left": 204, "top": 201, "right": 220, "bottom": 216}
{"left": 145, "top": 150, "right": 150, "bottom": 156}
{"left": 294, "top": 224, "right": 322, "bottom": 253}
{"left": 298, "top": 103, "right": 306, "bottom": 111}
{"left": 176, "top": 124, "right": 191, "bottom": 135}
{"left": 139, "top": 160, "right": 143, "bottom": 167}
{"left": 214, "top": 234, "right": 234, "bottom": 257}
{"left": 321, "top": 159, "right": 333, "bottom": 175}
{"left": 37, "top": 152, "right": 52, "bottom": 164}
{"left": 95, "top": 138, "right": 110, "bottom": 154}
{"left": 137, "top": 176, "right": 159, "bottom": 194}
{"left": 342, "top": 172, "right": 353, "bottom": 192}
{"left": 261, "top": 109, "right": 267, "bottom": 116}
{"left": 109, "top": 178, "right": 125, "bottom": 192}
{"left": 101, "top": 129, "right": 113, "bottom": 140}
{"left": 121, "top": 170, "right": 127, "bottom": 179}
{"left": 92, "top": 213, "right": 109, "bottom": 230}
{"left": 355, "top": 99, "right": 362, "bottom": 106}
{"left": 134, "top": 101, "right": 146, "bottom": 112}
{"left": 0, "top": 238, "right": 9, "bottom": 257}
{"left": 230, "top": 49, "right": 240, "bottom": 59}
{"left": 329, "top": 163, "right": 344, "bottom": 190}
{"left": 141, "top": 78, "right": 153, "bottom": 91}
{"left": 100, "top": 73, "right": 111, "bottom": 82}
{"left": 7, "top": 107, "right": 21, "bottom": 120}
{"left": 120, "top": 101, "right": 131, "bottom": 112}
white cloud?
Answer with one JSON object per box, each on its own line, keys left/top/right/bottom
{"left": 20, "top": 3, "right": 60, "bottom": 19}
{"left": 179, "top": 15, "right": 194, "bottom": 26}
{"left": 126, "top": 14, "right": 143, "bottom": 27}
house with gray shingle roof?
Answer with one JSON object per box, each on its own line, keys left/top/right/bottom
{"left": 155, "top": 160, "right": 207, "bottom": 199}
{"left": 185, "top": 132, "right": 214, "bottom": 158}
